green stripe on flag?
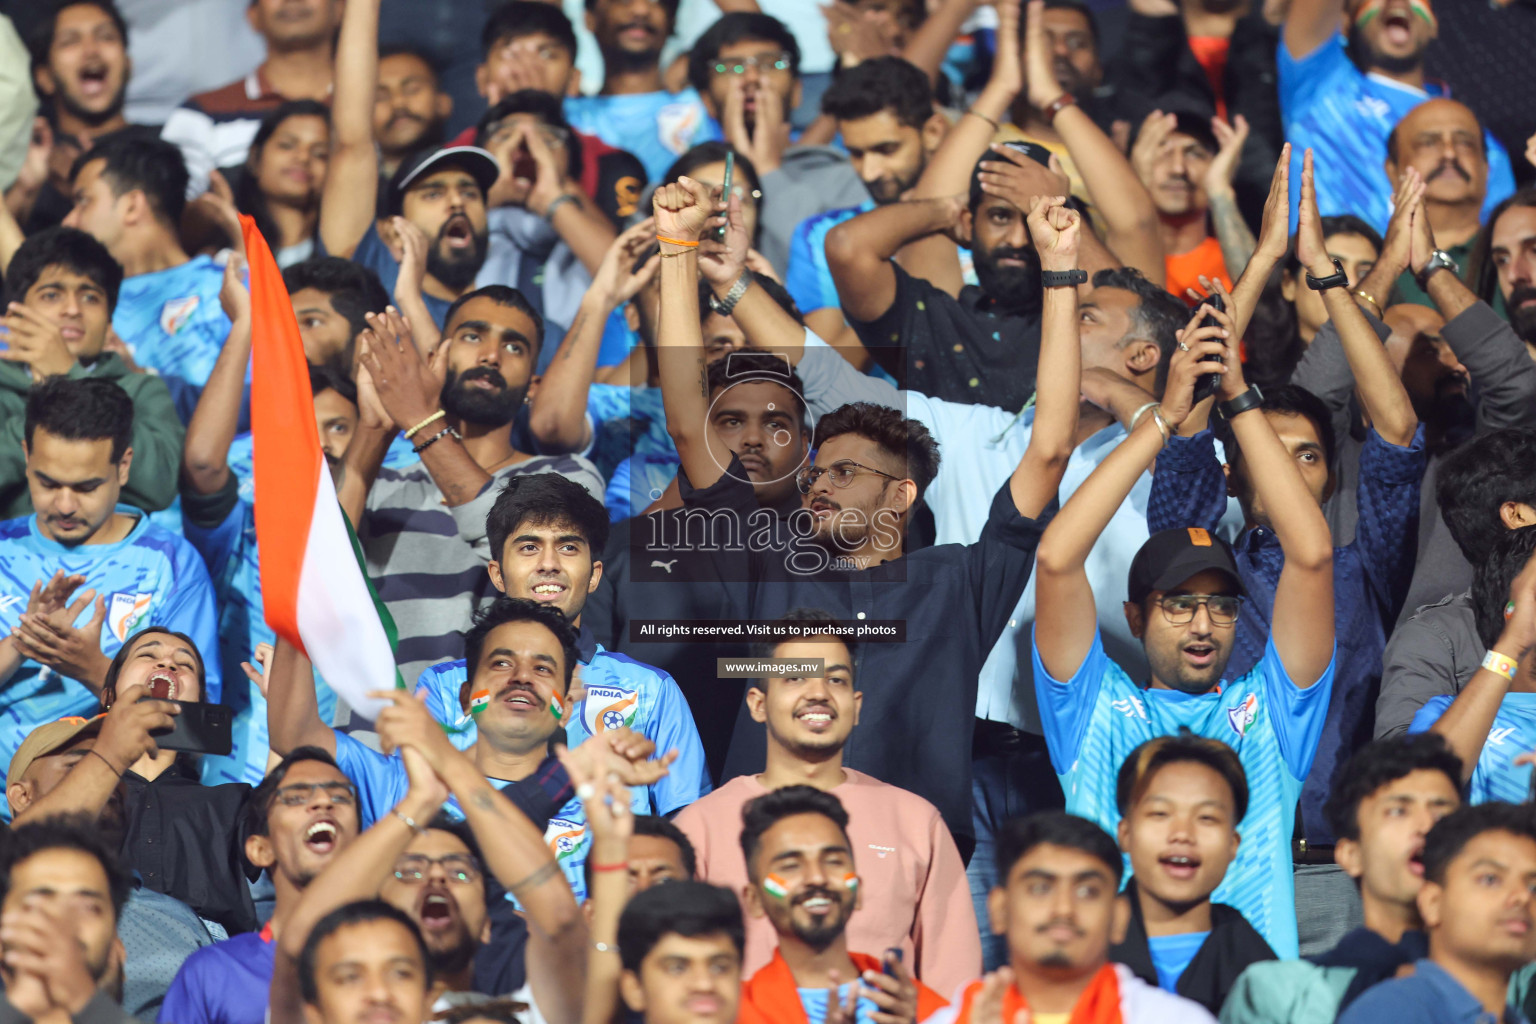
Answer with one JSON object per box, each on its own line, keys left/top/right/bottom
{"left": 339, "top": 502, "right": 406, "bottom": 691}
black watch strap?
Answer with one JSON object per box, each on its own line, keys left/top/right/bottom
{"left": 1305, "top": 257, "right": 1347, "bottom": 291}
{"left": 1218, "top": 385, "right": 1264, "bottom": 420}
{"left": 1040, "top": 269, "right": 1088, "bottom": 288}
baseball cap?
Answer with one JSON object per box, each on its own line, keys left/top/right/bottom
{"left": 8, "top": 715, "right": 105, "bottom": 787}
{"left": 1127, "top": 527, "right": 1246, "bottom": 605}
{"left": 386, "top": 146, "right": 500, "bottom": 215}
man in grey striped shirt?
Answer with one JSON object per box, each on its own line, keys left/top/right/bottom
{"left": 345, "top": 285, "right": 604, "bottom": 691}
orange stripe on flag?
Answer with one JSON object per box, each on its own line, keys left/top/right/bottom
{"left": 244, "top": 215, "right": 323, "bottom": 654}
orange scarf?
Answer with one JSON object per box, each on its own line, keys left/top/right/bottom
{"left": 950, "top": 964, "right": 1122, "bottom": 1024}
{"left": 737, "top": 950, "right": 949, "bottom": 1024}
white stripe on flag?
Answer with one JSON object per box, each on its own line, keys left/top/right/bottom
{"left": 294, "top": 451, "right": 396, "bottom": 720}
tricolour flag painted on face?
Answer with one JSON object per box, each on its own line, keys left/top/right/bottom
{"left": 469, "top": 690, "right": 491, "bottom": 715}
{"left": 245, "top": 215, "right": 401, "bottom": 719}
{"left": 763, "top": 874, "right": 790, "bottom": 901}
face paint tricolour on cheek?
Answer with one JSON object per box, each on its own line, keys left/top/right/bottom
{"left": 764, "top": 874, "right": 790, "bottom": 901}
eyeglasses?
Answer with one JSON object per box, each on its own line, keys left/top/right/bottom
{"left": 392, "top": 854, "right": 481, "bottom": 884}
{"left": 712, "top": 52, "right": 793, "bottom": 76}
{"left": 486, "top": 121, "right": 570, "bottom": 149}
{"left": 796, "top": 459, "right": 902, "bottom": 494}
{"left": 273, "top": 781, "right": 356, "bottom": 807}
{"left": 1157, "top": 594, "right": 1243, "bottom": 625}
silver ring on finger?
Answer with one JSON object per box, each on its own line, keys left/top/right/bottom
{"left": 1177, "top": 341, "right": 1190, "bottom": 352}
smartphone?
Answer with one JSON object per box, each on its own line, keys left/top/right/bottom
{"left": 883, "top": 948, "right": 903, "bottom": 977}
{"left": 715, "top": 150, "right": 735, "bottom": 243}
{"left": 1191, "top": 292, "right": 1226, "bottom": 404}
{"left": 144, "top": 699, "right": 233, "bottom": 756}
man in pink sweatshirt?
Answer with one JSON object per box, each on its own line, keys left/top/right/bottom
{"left": 674, "top": 608, "right": 980, "bottom": 994}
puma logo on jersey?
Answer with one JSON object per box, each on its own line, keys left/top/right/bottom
{"left": 650, "top": 559, "right": 678, "bottom": 573}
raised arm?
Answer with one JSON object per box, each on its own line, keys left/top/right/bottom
{"left": 654, "top": 177, "right": 728, "bottom": 492}
{"left": 516, "top": 123, "right": 619, "bottom": 275}
{"left": 565, "top": 758, "right": 633, "bottom": 1024}
{"left": 823, "top": 195, "right": 966, "bottom": 323}
{"left": 1296, "top": 150, "right": 1417, "bottom": 446}
{"left": 1214, "top": 285, "right": 1336, "bottom": 686}
{"left": 1022, "top": 1, "right": 1163, "bottom": 282}
{"left": 529, "top": 219, "right": 658, "bottom": 454}
{"left": 182, "top": 259, "right": 251, "bottom": 496}
{"left": 1229, "top": 144, "right": 1291, "bottom": 343}
{"left": 1034, "top": 311, "right": 1229, "bottom": 678}
{"left": 1283, "top": 0, "right": 1343, "bottom": 59}
{"left": 698, "top": 200, "right": 808, "bottom": 356}
{"left": 265, "top": 637, "right": 338, "bottom": 757}
{"left": 1010, "top": 195, "right": 1081, "bottom": 518}
{"left": 1430, "top": 552, "right": 1536, "bottom": 783}
{"left": 1205, "top": 116, "right": 1258, "bottom": 280}
{"left": 317, "top": 0, "right": 380, "bottom": 259}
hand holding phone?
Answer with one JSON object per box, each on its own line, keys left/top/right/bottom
{"left": 714, "top": 151, "right": 735, "bottom": 243}
{"left": 1191, "top": 292, "right": 1225, "bottom": 404}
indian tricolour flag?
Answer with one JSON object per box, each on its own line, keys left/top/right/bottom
{"left": 244, "top": 215, "right": 400, "bottom": 718}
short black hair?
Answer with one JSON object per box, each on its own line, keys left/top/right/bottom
{"left": 1115, "top": 731, "right": 1249, "bottom": 823}
{"left": 475, "top": 91, "right": 583, "bottom": 179}
{"left": 748, "top": 607, "right": 854, "bottom": 661}
{"left": 617, "top": 881, "right": 744, "bottom": 972}
{"left": 820, "top": 56, "right": 933, "bottom": 130}
{"left": 687, "top": 12, "right": 801, "bottom": 96}
{"left": 299, "top": 900, "right": 433, "bottom": 1004}
{"left": 244, "top": 746, "right": 349, "bottom": 838}
{"left": 72, "top": 131, "right": 189, "bottom": 229}
{"left": 422, "top": 811, "right": 487, "bottom": 876}
{"left": 582, "top": 814, "right": 699, "bottom": 893}
{"left": 0, "top": 813, "right": 131, "bottom": 921}
{"left": 813, "top": 402, "right": 941, "bottom": 504}
{"left": 442, "top": 285, "right": 546, "bottom": 360}
{"left": 28, "top": 0, "right": 128, "bottom": 71}
{"left": 460, "top": 596, "right": 581, "bottom": 694}
{"left": 739, "top": 785, "right": 851, "bottom": 878}
{"left": 1213, "top": 382, "right": 1337, "bottom": 470}
{"left": 25, "top": 376, "right": 133, "bottom": 463}
{"left": 1438, "top": 428, "right": 1536, "bottom": 567}
{"left": 486, "top": 472, "right": 610, "bottom": 568}
{"left": 99, "top": 626, "right": 207, "bottom": 707}
{"left": 379, "top": 44, "right": 443, "bottom": 79}
{"left": 1323, "top": 734, "right": 1463, "bottom": 842}
{"left": 1473, "top": 524, "right": 1536, "bottom": 649}
{"left": 309, "top": 362, "right": 359, "bottom": 407}
{"left": 995, "top": 811, "right": 1123, "bottom": 888}
{"left": 705, "top": 347, "right": 809, "bottom": 431}
{"left": 1041, "top": 0, "right": 1099, "bottom": 49}
{"left": 1089, "top": 267, "right": 1189, "bottom": 394}
{"left": 5, "top": 226, "right": 123, "bottom": 313}
{"left": 1420, "top": 802, "right": 1536, "bottom": 886}
{"left": 483, "top": 0, "right": 579, "bottom": 58}
{"left": 283, "top": 257, "right": 390, "bottom": 371}
{"left": 434, "top": 999, "right": 533, "bottom": 1024}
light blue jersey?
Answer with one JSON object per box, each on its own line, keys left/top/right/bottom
{"left": 785, "top": 200, "right": 873, "bottom": 315}
{"left": 182, "top": 493, "right": 337, "bottom": 787}
{"left": 112, "top": 256, "right": 235, "bottom": 421}
{"left": 332, "top": 731, "right": 602, "bottom": 902}
{"left": 1032, "top": 629, "right": 1335, "bottom": 957}
{"left": 1410, "top": 694, "right": 1536, "bottom": 805}
{"left": 564, "top": 89, "right": 718, "bottom": 183}
{"left": 0, "top": 506, "right": 222, "bottom": 815}
{"left": 1277, "top": 32, "right": 1514, "bottom": 232}
{"left": 416, "top": 643, "right": 711, "bottom": 819}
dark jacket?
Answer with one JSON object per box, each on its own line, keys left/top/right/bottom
{"left": 1112, "top": 878, "right": 1277, "bottom": 1015}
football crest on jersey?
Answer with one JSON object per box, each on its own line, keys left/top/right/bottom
{"left": 160, "top": 295, "right": 200, "bottom": 336}
{"left": 657, "top": 103, "right": 701, "bottom": 156}
{"left": 108, "top": 592, "right": 152, "bottom": 642}
{"left": 581, "top": 684, "right": 639, "bottom": 735}
{"left": 545, "top": 816, "right": 589, "bottom": 863}
{"left": 1227, "top": 693, "right": 1259, "bottom": 738}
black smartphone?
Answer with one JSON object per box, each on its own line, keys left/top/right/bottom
{"left": 883, "top": 947, "right": 903, "bottom": 977}
{"left": 145, "top": 700, "right": 233, "bottom": 756}
{"left": 715, "top": 150, "right": 734, "bottom": 243}
{"left": 1191, "top": 292, "right": 1226, "bottom": 404}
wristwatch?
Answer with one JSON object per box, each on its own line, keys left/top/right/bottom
{"left": 1218, "top": 385, "right": 1264, "bottom": 421}
{"left": 1040, "top": 269, "right": 1088, "bottom": 288}
{"left": 1416, "top": 249, "right": 1460, "bottom": 290}
{"left": 708, "top": 271, "right": 752, "bottom": 316}
{"left": 1305, "top": 257, "right": 1348, "bottom": 291}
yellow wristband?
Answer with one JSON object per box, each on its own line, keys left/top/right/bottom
{"left": 1483, "top": 649, "right": 1520, "bottom": 681}
{"left": 404, "top": 409, "right": 445, "bottom": 440}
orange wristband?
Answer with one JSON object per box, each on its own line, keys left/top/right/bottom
{"left": 656, "top": 236, "right": 700, "bottom": 247}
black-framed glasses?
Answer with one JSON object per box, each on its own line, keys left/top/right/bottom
{"left": 1157, "top": 594, "right": 1243, "bottom": 625}
{"left": 392, "top": 854, "right": 481, "bottom": 884}
{"left": 712, "top": 52, "right": 792, "bottom": 76}
{"left": 796, "top": 460, "right": 903, "bottom": 494}
{"left": 273, "top": 781, "right": 356, "bottom": 807}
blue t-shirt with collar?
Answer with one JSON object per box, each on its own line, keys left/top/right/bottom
{"left": 1148, "top": 931, "right": 1209, "bottom": 993}
{"left": 1032, "top": 629, "right": 1336, "bottom": 958}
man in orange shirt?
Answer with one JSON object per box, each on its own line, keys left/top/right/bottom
{"left": 1130, "top": 109, "right": 1255, "bottom": 300}
{"left": 734, "top": 786, "right": 949, "bottom": 1024}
